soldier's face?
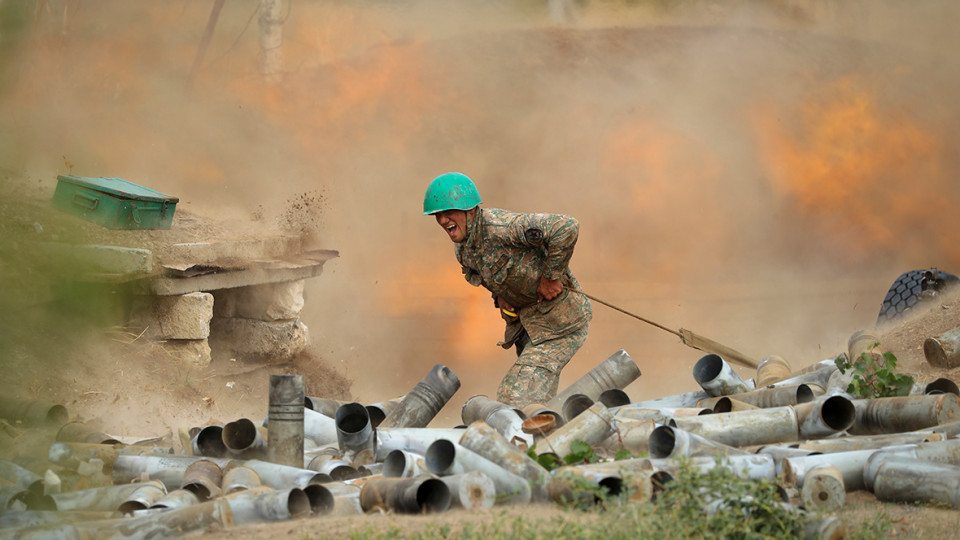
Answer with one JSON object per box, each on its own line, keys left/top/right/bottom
{"left": 435, "top": 209, "right": 469, "bottom": 243}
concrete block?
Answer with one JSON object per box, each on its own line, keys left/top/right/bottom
{"left": 209, "top": 316, "right": 309, "bottom": 362}
{"left": 131, "top": 292, "right": 214, "bottom": 340}
{"left": 212, "top": 280, "right": 305, "bottom": 321}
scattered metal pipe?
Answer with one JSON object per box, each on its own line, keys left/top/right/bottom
{"left": 544, "top": 349, "right": 641, "bottom": 412}
{"left": 366, "top": 398, "right": 402, "bottom": 428}
{"left": 613, "top": 389, "right": 711, "bottom": 411}
{"left": 537, "top": 402, "right": 615, "bottom": 460}
{"left": 149, "top": 488, "right": 201, "bottom": 511}
{"left": 55, "top": 422, "right": 121, "bottom": 445}
{"left": 307, "top": 453, "right": 361, "bottom": 481}
{"left": 753, "top": 445, "right": 822, "bottom": 463}
{"left": 222, "top": 418, "right": 267, "bottom": 459}
{"left": 0, "top": 459, "right": 42, "bottom": 490}
{"left": 424, "top": 439, "right": 531, "bottom": 504}
{"left": 520, "top": 403, "right": 564, "bottom": 430}
{"left": 561, "top": 393, "right": 595, "bottom": 422}
{"left": 221, "top": 464, "right": 262, "bottom": 494}
{"left": 335, "top": 402, "right": 376, "bottom": 465}
{"left": 869, "top": 456, "right": 960, "bottom": 508}
{"left": 48, "top": 441, "right": 171, "bottom": 472}
{"left": 693, "top": 354, "right": 753, "bottom": 396}
{"left": 597, "top": 418, "right": 656, "bottom": 456}
{"left": 910, "top": 376, "right": 960, "bottom": 396}
{"left": 191, "top": 425, "right": 228, "bottom": 458}
{"left": 329, "top": 488, "right": 364, "bottom": 517}
{"left": 117, "top": 480, "right": 168, "bottom": 515}
{"left": 701, "top": 384, "right": 817, "bottom": 409}
{"left": 374, "top": 427, "right": 464, "bottom": 461}
{"left": 0, "top": 510, "right": 116, "bottom": 529}
{"left": 923, "top": 326, "right": 960, "bottom": 368}
{"left": 708, "top": 397, "right": 758, "bottom": 413}
{"left": 461, "top": 395, "right": 531, "bottom": 447}
{"left": 439, "top": 471, "right": 496, "bottom": 509}
{"left": 796, "top": 432, "right": 943, "bottom": 453}
{"left": 850, "top": 393, "right": 960, "bottom": 435}
{"left": 799, "top": 464, "right": 845, "bottom": 511}
{"left": 358, "top": 476, "right": 451, "bottom": 514}
{"left": 0, "top": 398, "right": 68, "bottom": 427}
{"left": 267, "top": 374, "right": 305, "bottom": 467}
{"left": 304, "top": 396, "right": 347, "bottom": 417}
{"left": 671, "top": 406, "right": 799, "bottom": 448}
{"left": 649, "top": 454, "right": 777, "bottom": 481}
{"left": 223, "top": 485, "right": 312, "bottom": 524}
{"left": 112, "top": 454, "right": 225, "bottom": 491}
{"left": 546, "top": 466, "right": 639, "bottom": 506}
{"left": 239, "top": 459, "right": 330, "bottom": 489}
{"left": 598, "top": 388, "right": 631, "bottom": 408}
{"left": 767, "top": 361, "right": 838, "bottom": 391}
{"left": 180, "top": 459, "right": 222, "bottom": 501}
{"left": 792, "top": 395, "right": 856, "bottom": 439}
{"left": 648, "top": 425, "right": 750, "bottom": 459}
{"left": 781, "top": 448, "right": 882, "bottom": 490}
{"left": 49, "top": 480, "right": 167, "bottom": 512}
{"left": 302, "top": 406, "right": 339, "bottom": 446}
{"left": 302, "top": 483, "right": 336, "bottom": 515}
{"left": 382, "top": 449, "right": 428, "bottom": 478}
{"left": 458, "top": 420, "right": 548, "bottom": 494}
{"left": 379, "top": 364, "right": 461, "bottom": 429}
{"left": 755, "top": 355, "right": 792, "bottom": 387}
{"left": 615, "top": 406, "right": 712, "bottom": 424}
{"left": 848, "top": 329, "right": 880, "bottom": 363}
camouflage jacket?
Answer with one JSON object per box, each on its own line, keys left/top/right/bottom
{"left": 455, "top": 207, "right": 592, "bottom": 345}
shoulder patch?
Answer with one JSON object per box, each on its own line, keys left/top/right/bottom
{"left": 524, "top": 227, "right": 544, "bottom": 245}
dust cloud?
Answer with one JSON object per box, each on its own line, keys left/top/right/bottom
{"left": 2, "top": 1, "right": 960, "bottom": 426}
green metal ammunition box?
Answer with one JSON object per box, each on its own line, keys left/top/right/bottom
{"left": 52, "top": 175, "right": 179, "bottom": 230}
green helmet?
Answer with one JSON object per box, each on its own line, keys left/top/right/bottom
{"left": 423, "top": 172, "right": 482, "bottom": 215}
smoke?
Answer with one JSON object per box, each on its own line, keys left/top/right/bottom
{"left": 2, "top": 1, "right": 959, "bottom": 423}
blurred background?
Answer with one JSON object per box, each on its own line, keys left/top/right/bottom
{"left": 2, "top": 0, "right": 959, "bottom": 426}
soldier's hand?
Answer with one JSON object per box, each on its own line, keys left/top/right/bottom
{"left": 499, "top": 298, "right": 518, "bottom": 321}
{"left": 537, "top": 277, "right": 563, "bottom": 302}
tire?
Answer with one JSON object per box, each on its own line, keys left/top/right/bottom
{"left": 876, "top": 268, "right": 960, "bottom": 326}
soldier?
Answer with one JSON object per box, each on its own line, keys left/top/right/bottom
{"left": 423, "top": 172, "right": 592, "bottom": 408}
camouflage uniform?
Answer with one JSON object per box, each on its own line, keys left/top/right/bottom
{"left": 455, "top": 207, "right": 592, "bottom": 408}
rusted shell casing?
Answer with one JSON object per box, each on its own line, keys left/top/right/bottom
{"left": 112, "top": 455, "right": 230, "bottom": 491}
{"left": 707, "top": 397, "right": 758, "bottom": 413}
{"left": 461, "top": 395, "right": 530, "bottom": 447}
{"left": 755, "top": 355, "right": 792, "bottom": 387}
{"left": 702, "top": 384, "right": 817, "bottom": 410}
{"left": 359, "top": 477, "right": 451, "bottom": 514}
{"left": 800, "top": 464, "right": 845, "bottom": 511}
{"left": 307, "top": 454, "right": 361, "bottom": 481}
{"left": 191, "top": 425, "right": 228, "bottom": 458}
{"left": 335, "top": 402, "right": 376, "bottom": 465}
{"left": 910, "top": 376, "right": 960, "bottom": 396}
{"left": 0, "top": 398, "right": 68, "bottom": 427}
{"left": 648, "top": 425, "right": 749, "bottom": 459}
{"left": 924, "top": 326, "right": 960, "bottom": 368}
{"left": 180, "top": 459, "right": 223, "bottom": 501}
{"left": 612, "top": 389, "right": 710, "bottom": 411}
{"left": 598, "top": 388, "right": 631, "bottom": 408}
{"left": 366, "top": 398, "right": 402, "bottom": 428}
{"left": 47, "top": 441, "right": 171, "bottom": 471}
{"left": 545, "top": 349, "right": 641, "bottom": 412}
{"left": 649, "top": 454, "right": 777, "bottom": 481}
{"left": 797, "top": 432, "right": 943, "bottom": 453}
{"left": 458, "top": 420, "right": 548, "bottom": 494}
{"left": 302, "top": 484, "right": 336, "bottom": 516}
{"left": 302, "top": 406, "right": 338, "bottom": 446}
{"left": 614, "top": 406, "right": 712, "bottom": 425}
{"left": 117, "top": 480, "right": 168, "bottom": 515}
{"left": 240, "top": 459, "right": 330, "bottom": 489}
{"left": 781, "top": 449, "right": 879, "bottom": 490}
{"left": 848, "top": 330, "right": 881, "bottom": 362}
{"left": 521, "top": 403, "right": 564, "bottom": 430}
{"left": 561, "top": 394, "right": 595, "bottom": 422}
{"left": 304, "top": 396, "right": 347, "bottom": 417}
{"left": 537, "top": 402, "right": 615, "bottom": 460}
{"left": 850, "top": 393, "right": 960, "bottom": 435}
{"left": 868, "top": 456, "right": 960, "bottom": 508}
{"left": 222, "top": 418, "right": 267, "bottom": 458}
{"left": 768, "top": 361, "right": 838, "bottom": 390}
{"left": 329, "top": 490, "right": 364, "bottom": 517}
{"left": 374, "top": 427, "right": 465, "bottom": 461}
{"left": 671, "top": 406, "right": 799, "bottom": 448}
{"left": 547, "top": 464, "right": 651, "bottom": 505}
{"left": 223, "top": 485, "right": 312, "bottom": 523}
{"left": 49, "top": 480, "right": 167, "bottom": 513}
{"left": 792, "top": 396, "right": 856, "bottom": 439}
{"left": 693, "top": 354, "right": 753, "bottom": 397}
{"left": 379, "top": 364, "right": 461, "bottom": 429}
{"left": 424, "top": 439, "right": 532, "bottom": 504}
{"left": 439, "top": 471, "right": 496, "bottom": 510}
{"left": 221, "top": 465, "right": 262, "bottom": 494}
{"left": 382, "top": 449, "right": 428, "bottom": 478}
{"left": 267, "top": 374, "right": 305, "bottom": 468}
{"left": 147, "top": 488, "right": 200, "bottom": 511}
{"left": 597, "top": 418, "right": 656, "bottom": 456}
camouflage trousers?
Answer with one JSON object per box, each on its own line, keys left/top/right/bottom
{"left": 496, "top": 324, "right": 589, "bottom": 408}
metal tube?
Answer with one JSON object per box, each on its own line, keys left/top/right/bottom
{"left": 461, "top": 395, "right": 531, "bottom": 447}
{"left": 796, "top": 432, "right": 943, "bottom": 453}
{"left": 239, "top": 459, "right": 330, "bottom": 489}
{"left": 374, "top": 427, "right": 464, "bottom": 461}
{"left": 850, "top": 393, "right": 960, "bottom": 435}
{"left": 0, "top": 459, "right": 42, "bottom": 490}
{"left": 382, "top": 449, "right": 428, "bottom": 478}
{"left": 0, "top": 398, "right": 68, "bottom": 427}
{"left": 220, "top": 464, "right": 262, "bottom": 494}
{"left": 223, "top": 485, "right": 312, "bottom": 524}
{"left": 366, "top": 398, "right": 402, "bottom": 428}
{"left": 335, "top": 402, "right": 376, "bottom": 465}
{"left": 648, "top": 425, "right": 749, "bottom": 459}
{"left": 117, "top": 481, "right": 168, "bottom": 515}
{"left": 379, "top": 364, "right": 461, "bottom": 428}
{"left": 597, "top": 418, "right": 656, "bottom": 456}
{"left": 708, "top": 397, "right": 759, "bottom": 413}
{"left": 614, "top": 406, "right": 712, "bottom": 424}
{"left": 267, "top": 374, "right": 305, "bottom": 468}
{"left": 307, "top": 454, "right": 361, "bottom": 481}
{"left": 755, "top": 355, "right": 792, "bottom": 387}
{"left": 537, "top": 402, "right": 615, "bottom": 460}
{"left": 304, "top": 396, "right": 347, "bottom": 417}
{"left": 439, "top": 471, "right": 496, "bottom": 510}
{"left": 781, "top": 449, "right": 881, "bottom": 490}
{"left": 671, "top": 406, "right": 799, "bottom": 448}
{"left": 191, "top": 425, "right": 228, "bottom": 458}
{"left": 302, "top": 406, "right": 338, "bottom": 446}
{"left": 767, "top": 362, "right": 838, "bottom": 390}
{"left": 545, "top": 349, "right": 641, "bottom": 412}
{"left": 598, "top": 388, "right": 631, "bottom": 408}
{"left": 424, "top": 440, "right": 531, "bottom": 504}
{"left": 701, "top": 384, "right": 816, "bottom": 409}
{"left": 870, "top": 457, "right": 960, "bottom": 508}
{"left": 149, "top": 488, "right": 201, "bottom": 511}
{"left": 302, "top": 484, "right": 336, "bottom": 515}
{"left": 792, "top": 395, "right": 856, "bottom": 439}
{"left": 561, "top": 393, "right": 595, "bottom": 422}
{"left": 330, "top": 490, "right": 364, "bottom": 517}
{"left": 55, "top": 422, "right": 120, "bottom": 445}
{"left": 612, "top": 389, "right": 710, "bottom": 411}
{"left": 49, "top": 480, "right": 166, "bottom": 512}
{"left": 48, "top": 442, "right": 170, "bottom": 471}
{"left": 910, "top": 376, "right": 960, "bottom": 396}
{"left": 222, "top": 418, "right": 267, "bottom": 458}
{"left": 458, "top": 421, "right": 548, "bottom": 494}
{"left": 924, "top": 326, "right": 960, "bottom": 368}
{"left": 693, "top": 354, "right": 753, "bottom": 396}
{"left": 520, "top": 403, "right": 564, "bottom": 430}
{"left": 180, "top": 459, "right": 222, "bottom": 501}
{"left": 358, "top": 477, "right": 451, "bottom": 514}
{"left": 800, "top": 464, "right": 845, "bottom": 511}
{"left": 848, "top": 329, "right": 880, "bottom": 362}
{"left": 112, "top": 455, "right": 230, "bottom": 490}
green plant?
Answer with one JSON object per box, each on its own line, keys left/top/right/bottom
{"left": 835, "top": 344, "right": 914, "bottom": 398}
